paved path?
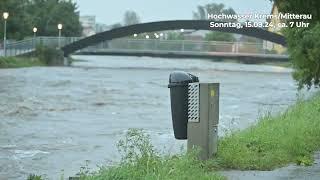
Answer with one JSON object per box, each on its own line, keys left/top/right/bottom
{"left": 221, "top": 152, "right": 320, "bottom": 180}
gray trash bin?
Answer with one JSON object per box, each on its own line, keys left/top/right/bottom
{"left": 168, "top": 71, "right": 199, "bottom": 139}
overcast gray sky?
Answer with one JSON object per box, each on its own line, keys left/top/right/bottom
{"left": 74, "top": 0, "right": 273, "bottom": 24}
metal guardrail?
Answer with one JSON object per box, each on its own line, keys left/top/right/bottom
{"left": 80, "top": 39, "right": 287, "bottom": 55}
{"left": 1, "top": 37, "right": 286, "bottom": 57}
{"left": 1, "top": 36, "right": 82, "bottom": 57}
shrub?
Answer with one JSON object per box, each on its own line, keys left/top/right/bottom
{"left": 286, "top": 24, "right": 320, "bottom": 89}
{"left": 80, "top": 129, "right": 224, "bottom": 180}
{"left": 35, "top": 46, "right": 65, "bottom": 66}
{"left": 27, "top": 174, "right": 43, "bottom": 180}
{"left": 272, "top": 0, "right": 320, "bottom": 89}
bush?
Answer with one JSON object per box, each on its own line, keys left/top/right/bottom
{"left": 35, "top": 46, "right": 65, "bottom": 66}
{"left": 205, "top": 32, "right": 235, "bottom": 42}
{"left": 27, "top": 174, "right": 43, "bottom": 180}
{"left": 286, "top": 24, "right": 320, "bottom": 89}
{"left": 0, "top": 57, "right": 44, "bottom": 68}
{"left": 273, "top": 0, "right": 320, "bottom": 89}
{"left": 80, "top": 129, "right": 224, "bottom": 180}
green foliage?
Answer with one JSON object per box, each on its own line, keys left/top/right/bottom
{"left": 0, "top": 0, "right": 82, "bottom": 40}
{"left": 212, "top": 93, "right": 320, "bottom": 170}
{"left": 287, "top": 24, "right": 320, "bottom": 89}
{"left": 117, "top": 129, "right": 156, "bottom": 163}
{"left": 167, "top": 32, "right": 184, "bottom": 40}
{"left": 35, "top": 45, "right": 64, "bottom": 65}
{"left": 273, "top": 0, "right": 320, "bottom": 23}
{"left": 0, "top": 0, "right": 32, "bottom": 40}
{"left": 205, "top": 31, "right": 235, "bottom": 42}
{"left": 271, "top": 0, "right": 320, "bottom": 89}
{"left": 27, "top": 174, "right": 44, "bottom": 180}
{"left": 240, "top": 35, "right": 263, "bottom": 43}
{"left": 79, "top": 129, "right": 225, "bottom": 180}
{"left": 123, "top": 10, "right": 140, "bottom": 26}
{"left": 0, "top": 46, "right": 68, "bottom": 68}
{"left": 0, "top": 56, "right": 44, "bottom": 68}
{"left": 194, "top": 3, "right": 237, "bottom": 44}
{"left": 193, "top": 3, "right": 236, "bottom": 22}
{"left": 27, "top": 0, "right": 82, "bottom": 37}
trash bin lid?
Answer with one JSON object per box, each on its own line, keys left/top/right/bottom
{"left": 168, "top": 71, "right": 199, "bottom": 88}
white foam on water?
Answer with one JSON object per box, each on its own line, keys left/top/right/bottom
{"left": 12, "top": 149, "right": 50, "bottom": 159}
{"left": 0, "top": 144, "right": 17, "bottom": 149}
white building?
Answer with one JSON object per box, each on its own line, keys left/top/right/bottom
{"left": 80, "top": 16, "right": 96, "bottom": 37}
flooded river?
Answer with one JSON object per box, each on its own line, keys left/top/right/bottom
{"left": 0, "top": 56, "right": 305, "bottom": 179}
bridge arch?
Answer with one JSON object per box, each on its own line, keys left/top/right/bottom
{"left": 62, "top": 20, "right": 287, "bottom": 57}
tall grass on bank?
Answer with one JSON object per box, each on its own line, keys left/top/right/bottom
{"left": 0, "top": 57, "right": 44, "bottom": 68}
{"left": 213, "top": 93, "right": 320, "bottom": 170}
{"left": 78, "top": 129, "right": 225, "bottom": 180}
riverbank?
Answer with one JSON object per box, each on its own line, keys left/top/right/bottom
{"left": 46, "top": 92, "right": 320, "bottom": 180}
{"left": 0, "top": 57, "right": 45, "bottom": 68}
{"left": 0, "top": 47, "right": 70, "bottom": 69}
{"left": 213, "top": 93, "right": 320, "bottom": 170}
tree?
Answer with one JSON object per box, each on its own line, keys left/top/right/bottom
{"left": 27, "top": 0, "right": 82, "bottom": 37}
{"left": 167, "top": 32, "right": 184, "bottom": 40}
{"left": 0, "top": 0, "right": 82, "bottom": 40}
{"left": 272, "top": 0, "right": 320, "bottom": 89}
{"left": 194, "top": 3, "right": 237, "bottom": 42}
{"left": 123, "top": 10, "right": 140, "bottom": 26}
{"left": 193, "top": 3, "right": 236, "bottom": 22}
{"left": 205, "top": 31, "right": 235, "bottom": 42}
{"left": 0, "top": 0, "right": 32, "bottom": 40}
{"left": 110, "top": 23, "right": 122, "bottom": 29}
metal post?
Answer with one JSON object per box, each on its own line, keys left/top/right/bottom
{"left": 3, "top": 19, "right": 7, "bottom": 57}
{"left": 187, "top": 83, "right": 219, "bottom": 160}
{"left": 58, "top": 29, "right": 61, "bottom": 48}
{"left": 182, "top": 40, "right": 185, "bottom": 52}
{"left": 33, "top": 32, "right": 36, "bottom": 49}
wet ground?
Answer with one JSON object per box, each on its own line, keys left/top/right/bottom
{"left": 0, "top": 56, "right": 314, "bottom": 179}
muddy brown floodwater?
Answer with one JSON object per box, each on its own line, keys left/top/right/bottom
{"left": 0, "top": 56, "right": 312, "bottom": 179}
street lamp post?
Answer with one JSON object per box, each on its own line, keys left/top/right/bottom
{"left": 57, "top": 23, "right": 63, "bottom": 48}
{"left": 33, "top": 27, "right": 37, "bottom": 49}
{"left": 3, "top": 12, "right": 9, "bottom": 57}
{"left": 180, "top": 29, "right": 185, "bottom": 51}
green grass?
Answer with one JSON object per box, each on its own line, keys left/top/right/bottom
{"left": 0, "top": 57, "right": 45, "bottom": 68}
{"left": 78, "top": 129, "right": 225, "bottom": 180}
{"left": 212, "top": 93, "right": 320, "bottom": 170}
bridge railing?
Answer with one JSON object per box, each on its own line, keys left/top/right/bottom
{"left": 79, "top": 39, "right": 286, "bottom": 55}
{"left": 1, "top": 37, "right": 287, "bottom": 57}
{"left": 1, "top": 36, "right": 82, "bottom": 57}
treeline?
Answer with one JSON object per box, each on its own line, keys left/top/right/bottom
{"left": 0, "top": 0, "right": 82, "bottom": 40}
